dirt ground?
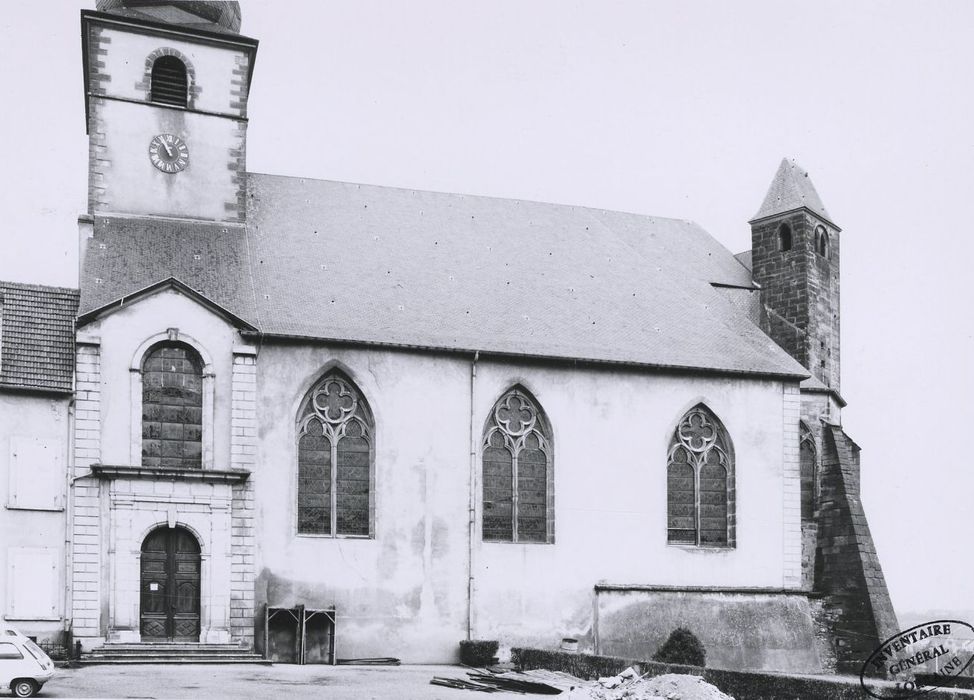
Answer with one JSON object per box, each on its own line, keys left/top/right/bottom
{"left": 13, "top": 663, "right": 535, "bottom": 700}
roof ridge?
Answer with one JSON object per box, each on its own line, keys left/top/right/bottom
{"left": 0, "top": 280, "right": 80, "bottom": 295}
{"left": 246, "top": 170, "right": 698, "bottom": 226}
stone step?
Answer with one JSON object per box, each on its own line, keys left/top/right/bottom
{"left": 93, "top": 645, "right": 251, "bottom": 654}
{"left": 83, "top": 644, "right": 271, "bottom": 665}
{"left": 77, "top": 656, "right": 272, "bottom": 665}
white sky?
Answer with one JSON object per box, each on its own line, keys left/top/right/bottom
{"left": 1, "top": 1, "right": 972, "bottom": 619}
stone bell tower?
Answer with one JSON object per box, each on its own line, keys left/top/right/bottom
{"left": 748, "top": 161, "right": 899, "bottom": 674}
{"left": 81, "top": 1, "right": 257, "bottom": 223}
{"left": 748, "top": 158, "right": 841, "bottom": 392}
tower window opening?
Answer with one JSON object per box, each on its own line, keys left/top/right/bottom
{"left": 150, "top": 56, "right": 188, "bottom": 107}
{"left": 778, "top": 223, "right": 793, "bottom": 252}
{"left": 815, "top": 225, "right": 830, "bottom": 259}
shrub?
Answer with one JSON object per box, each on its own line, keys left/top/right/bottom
{"left": 459, "top": 639, "right": 499, "bottom": 667}
{"left": 652, "top": 627, "right": 706, "bottom": 667}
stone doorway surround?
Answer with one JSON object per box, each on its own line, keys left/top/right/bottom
{"left": 90, "top": 465, "right": 250, "bottom": 645}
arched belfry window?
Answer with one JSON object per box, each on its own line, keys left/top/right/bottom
{"left": 482, "top": 387, "right": 553, "bottom": 543}
{"left": 297, "top": 372, "right": 374, "bottom": 537}
{"left": 815, "top": 225, "right": 830, "bottom": 259}
{"left": 142, "top": 343, "right": 203, "bottom": 468}
{"left": 150, "top": 56, "right": 188, "bottom": 107}
{"left": 800, "top": 422, "right": 816, "bottom": 522}
{"left": 778, "top": 223, "right": 793, "bottom": 252}
{"left": 666, "top": 405, "right": 735, "bottom": 546}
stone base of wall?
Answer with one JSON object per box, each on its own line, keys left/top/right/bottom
{"left": 594, "top": 586, "right": 829, "bottom": 673}
{"left": 512, "top": 648, "right": 974, "bottom": 700}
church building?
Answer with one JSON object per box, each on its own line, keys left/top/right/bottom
{"left": 61, "top": 0, "right": 898, "bottom": 672}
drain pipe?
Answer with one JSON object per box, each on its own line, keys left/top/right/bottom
{"left": 64, "top": 396, "right": 76, "bottom": 642}
{"left": 466, "top": 350, "right": 480, "bottom": 639}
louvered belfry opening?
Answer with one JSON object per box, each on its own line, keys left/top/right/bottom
{"left": 150, "top": 56, "right": 188, "bottom": 107}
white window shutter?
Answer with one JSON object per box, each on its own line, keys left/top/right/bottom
{"left": 6, "top": 548, "right": 59, "bottom": 619}
{"left": 8, "top": 436, "right": 64, "bottom": 510}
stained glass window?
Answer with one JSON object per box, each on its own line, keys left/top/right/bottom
{"left": 800, "top": 423, "right": 816, "bottom": 522}
{"left": 666, "top": 405, "right": 734, "bottom": 546}
{"left": 142, "top": 344, "right": 203, "bottom": 469}
{"left": 482, "top": 388, "right": 552, "bottom": 543}
{"left": 297, "top": 372, "right": 374, "bottom": 536}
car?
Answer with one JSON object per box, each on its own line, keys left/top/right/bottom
{"left": 0, "top": 625, "right": 55, "bottom": 698}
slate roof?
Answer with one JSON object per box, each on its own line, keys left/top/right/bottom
{"left": 94, "top": 1, "right": 242, "bottom": 35}
{"left": 734, "top": 250, "right": 752, "bottom": 272}
{"left": 0, "top": 282, "right": 79, "bottom": 393}
{"left": 79, "top": 175, "right": 809, "bottom": 379}
{"left": 79, "top": 216, "right": 259, "bottom": 326}
{"left": 751, "top": 158, "right": 835, "bottom": 226}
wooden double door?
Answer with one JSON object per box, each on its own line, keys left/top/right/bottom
{"left": 140, "top": 526, "right": 201, "bottom": 641}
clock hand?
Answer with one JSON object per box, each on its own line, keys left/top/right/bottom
{"left": 162, "top": 142, "right": 175, "bottom": 158}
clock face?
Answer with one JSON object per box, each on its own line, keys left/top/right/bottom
{"left": 149, "top": 134, "right": 189, "bottom": 173}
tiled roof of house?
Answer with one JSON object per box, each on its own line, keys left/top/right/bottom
{"left": 79, "top": 174, "right": 808, "bottom": 379}
{"left": 751, "top": 158, "right": 834, "bottom": 226}
{"left": 0, "top": 281, "right": 79, "bottom": 393}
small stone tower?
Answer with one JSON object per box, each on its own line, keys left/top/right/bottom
{"left": 749, "top": 159, "right": 841, "bottom": 391}
{"left": 748, "top": 160, "right": 899, "bottom": 674}
{"left": 80, "top": 1, "right": 257, "bottom": 223}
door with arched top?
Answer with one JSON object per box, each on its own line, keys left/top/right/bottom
{"left": 140, "top": 526, "right": 201, "bottom": 641}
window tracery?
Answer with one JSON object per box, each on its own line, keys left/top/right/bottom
{"left": 297, "top": 372, "right": 374, "bottom": 536}
{"left": 667, "top": 405, "right": 734, "bottom": 546}
{"left": 483, "top": 388, "right": 552, "bottom": 543}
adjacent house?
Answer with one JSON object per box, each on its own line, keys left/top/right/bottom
{"left": 0, "top": 281, "right": 78, "bottom": 646}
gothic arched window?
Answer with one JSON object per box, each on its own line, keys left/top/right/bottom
{"left": 778, "top": 223, "right": 793, "bottom": 252}
{"left": 667, "top": 405, "right": 735, "bottom": 546}
{"left": 483, "top": 387, "right": 553, "bottom": 543}
{"left": 297, "top": 372, "right": 374, "bottom": 537}
{"left": 800, "top": 422, "right": 816, "bottom": 522}
{"left": 815, "top": 225, "right": 830, "bottom": 259}
{"left": 142, "top": 343, "right": 203, "bottom": 468}
{"left": 150, "top": 56, "right": 188, "bottom": 107}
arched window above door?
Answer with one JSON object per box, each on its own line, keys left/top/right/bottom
{"left": 142, "top": 343, "right": 203, "bottom": 468}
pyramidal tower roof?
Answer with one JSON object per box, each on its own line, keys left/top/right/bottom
{"left": 95, "top": 1, "right": 242, "bottom": 34}
{"left": 750, "top": 158, "right": 835, "bottom": 226}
